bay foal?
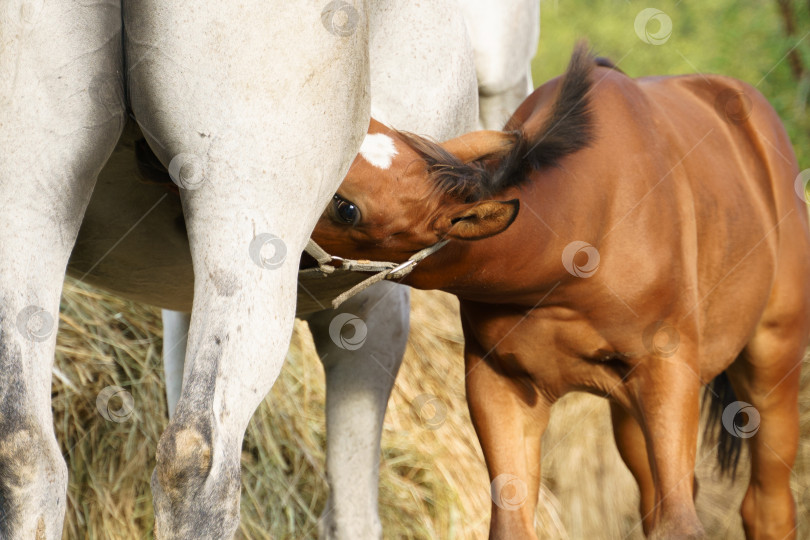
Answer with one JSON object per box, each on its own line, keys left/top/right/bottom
{"left": 312, "top": 44, "right": 810, "bottom": 539}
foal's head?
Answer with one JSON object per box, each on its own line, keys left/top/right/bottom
{"left": 312, "top": 41, "right": 597, "bottom": 264}
{"left": 311, "top": 119, "right": 521, "bottom": 262}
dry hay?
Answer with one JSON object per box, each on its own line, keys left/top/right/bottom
{"left": 54, "top": 279, "right": 810, "bottom": 538}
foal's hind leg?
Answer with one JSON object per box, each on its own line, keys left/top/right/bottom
{"left": 722, "top": 230, "right": 810, "bottom": 540}
{"left": 0, "top": 2, "right": 124, "bottom": 537}
{"left": 726, "top": 335, "right": 805, "bottom": 540}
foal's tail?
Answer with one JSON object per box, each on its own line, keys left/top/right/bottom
{"left": 702, "top": 370, "right": 744, "bottom": 478}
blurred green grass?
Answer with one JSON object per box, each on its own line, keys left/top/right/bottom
{"left": 532, "top": 0, "right": 810, "bottom": 168}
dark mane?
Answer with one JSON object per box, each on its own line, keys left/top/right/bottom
{"left": 392, "top": 42, "right": 598, "bottom": 201}
{"left": 395, "top": 131, "right": 494, "bottom": 202}
{"left": 489, "top": 41, "right": 597, "bottom": 193}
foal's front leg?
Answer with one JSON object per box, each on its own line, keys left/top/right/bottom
{"left": 465, "top": 346, "right": 551, "bottom": 539}
{"left": 610, "top": 401, "right": 657, "bottom": 534}
{"left": 630, "top": 354, "right": 705, "bottom": 539}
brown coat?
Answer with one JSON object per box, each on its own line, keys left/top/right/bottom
{"left": 313, "top": 43, "right": 810, "bottom": 539}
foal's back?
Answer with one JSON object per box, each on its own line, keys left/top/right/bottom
{"left": 504, "top": 64, "right": 810, "bottom": 377}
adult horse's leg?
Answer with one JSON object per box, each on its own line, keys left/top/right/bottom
{"left": 366, "top": 0, "right": 478, "bottom": 139}
{"left": 125, "top": 2, "right": 370, "bottom": 537}
{"left": 458, "top": 0, "right": 540, "bottom": 130}
{"left": 0, "top": 1, "right": 124, "bottom": 537}
{"left": 306, "top": 282, "right": 409, "bottom": 539}
{"left": 161, "top": 310, "right": 190, "bottom": 418}
{"left": 479, "top": 69, "right": 534, "bottom": 131}
{"left": 308, "top": 3, "right": 478, "bottom": 538}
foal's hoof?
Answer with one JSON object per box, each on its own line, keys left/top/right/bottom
{"left": 649, "top": 515, "right": 705, "bottom": 540}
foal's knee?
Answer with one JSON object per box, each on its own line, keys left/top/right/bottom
{"left": 0, "top": 417, "right": 67, "bottom": 539}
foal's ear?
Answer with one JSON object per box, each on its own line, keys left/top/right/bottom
{"left": 439, "top": 199, "right": 520, "bottom": 240}
{"left": 441, "top": 131, "right": 516, "bottom": 164}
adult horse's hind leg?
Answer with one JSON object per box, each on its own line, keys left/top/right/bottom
{"left": 479, "top": 69, "right": 534, "bottom": 131}
{"left": 726, "top": 332, "right": 807, "bottom": 539}
{"left": 0, "top": 1, "right": 125, "bottom": 537}
{"left": 306, "top": 281, "right": 409, "bottom": 539}
{"left": 125, "top": 2, "right": 370, "bottom": 536}
{"left": 458, "top": 0, "right": 540, "bottom": 130}
{"left": 161, "top": 310, "right": 190, "bottom": 418}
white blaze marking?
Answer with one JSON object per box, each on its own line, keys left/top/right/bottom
{"left": 359, "top": 133, "right": 398, "bottom": 169}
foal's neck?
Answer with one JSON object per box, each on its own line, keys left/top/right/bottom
{"left": 407, "top": 197, "right": 567, "bottom": 305}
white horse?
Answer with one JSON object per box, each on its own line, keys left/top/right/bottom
{"left": 460, "top": 0, "right": 540, "bottom": 129}
{"left": 0, "top": 1, "right": 538, "bottom": 538}
{"left": 70, "top": 2, "right": 478, "bottom": 538}
{"left": 90, "top": 2, "right": 540, "bottom": 537}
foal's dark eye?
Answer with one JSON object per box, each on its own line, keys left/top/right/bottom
{"left": 332, "top": 194, "right": 361, "bottom": 225}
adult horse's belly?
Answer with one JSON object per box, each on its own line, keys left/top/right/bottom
{"left": 68, "top": 122, "right": 371, "bottom": 315}
{"left": 67, "top": 122, "right": 194, "bottom": 312}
